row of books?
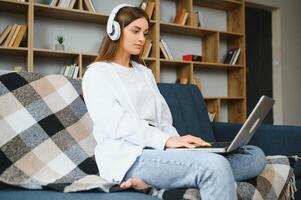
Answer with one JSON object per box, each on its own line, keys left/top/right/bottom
{"left": 49, "top": 0, "right": 95, "bottom": 12}
{"left": 139, "top": 1, "right": 155, "bottom": 20}
{"left": 61, "top": 64, "right": 79, "bottom": 78}
{"left": 159, "top": 39, "right": 174, "bottom": 60}
{"left": 50, "top": 0, "right": 77, "bottom": 9}
{"left": 0, "top": 24, "right": 27, "bottom": 47}
{"left": 173, "top": 10, "right": 204, "bottom": 27}
{"left": 141, "top": 39, "right": 152, "bottom": 58}
{"left": 223, "top": 48, "right": 241, "bottom": 65}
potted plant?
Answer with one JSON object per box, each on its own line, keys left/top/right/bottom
{"left": 55, "top": 35, "right": 65, "bottom": 50}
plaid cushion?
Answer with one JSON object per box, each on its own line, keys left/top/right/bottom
{"left": 0, "top": 71, "right": 296, "bottom": 200}
{"left": 0, "top": 71, "right": 107, "bottom": 191}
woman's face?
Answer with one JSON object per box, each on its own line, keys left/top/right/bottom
{"left": 120, "top": 17, "right": 149, "bottom": 55}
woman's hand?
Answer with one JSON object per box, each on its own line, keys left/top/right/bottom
{"left": 120, "top": 177, "right": 151, "bottom": 190}
{"left": 165, "top": 135, "right": 211, "bottom": 149}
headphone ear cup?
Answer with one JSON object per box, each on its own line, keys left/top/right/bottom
{"left": 111, "top": 21, "right": 121, "bottom": 41}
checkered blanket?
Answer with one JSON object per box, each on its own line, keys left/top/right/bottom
{"left": 0, "top": 71, "right": 297, "bottom": 199}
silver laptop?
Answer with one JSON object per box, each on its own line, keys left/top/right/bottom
{"left": 167, "top": 95, "right": 275, "bottom": 153}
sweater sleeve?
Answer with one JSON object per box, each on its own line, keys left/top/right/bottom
{"left": 82, "top": 65, "right": 170, "bottom": 150}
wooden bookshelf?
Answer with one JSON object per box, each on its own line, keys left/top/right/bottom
{"left": 0, "top": 0, "right": 246, "bottom": 123}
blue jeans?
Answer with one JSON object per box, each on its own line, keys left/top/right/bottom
{"left": 122, "top": 145, "right": 266, "bottom": 200}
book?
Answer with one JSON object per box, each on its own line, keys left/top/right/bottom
{"left": 12, "top": 25, "right": 27, "bottom": 47}
{"left": 8, "top": 24, "right": 21, "bottom": 47}
{"left": 145, "top": 2, "right": 155, "bottom": 19}
{"left": 72, "top": 65, "right": 79, "bottom": 78}
{"left": 50, "top": 0, "right": 59, "bottom": 6}
{"left": 223, "top": 48, "right": 237, "bottom": 64}
{"left": 57, "top": 0, "right": 67, "bottom": 8}
{"left": 208, "top": 112, "right": 216, "bottom": 122}
{"left": 3, "top": 24, "right": 18, "bottom": 47}
{"left": 0, "top": 25, "right": 12, "bottom": 45}
{"left": 230, "top": 48, "right": 241, "bottom": 65}
{"left": 160, "top": 39, "right": 174, "bottom": 60}
{"left": 87, "top": 0, "right": 95, "bottom": 12}
{"left": 64, "top": 65, "right": 70, "bottom": 76}
{"left": 68, "top": 0, "right": 77, "bottom": 9}
{"left": 159, "top": 42, "right": 169, "bottom": 59}
{"left": 173, "top": 9, "right": 186, "bottom": 24}
{"left": 182, "top": 54, "right": 202, "bottom": 62}
{"left": 195, "top": 11, "right": 204, "bottom": 28}
{"left": 181, "top": 12, "right": 189, "bottom": 25}
{"left": 68, "top": 64, "right": 75, "bottom": 77}
{"left": 83, "top": 0, "right": 95, "bottom": 12}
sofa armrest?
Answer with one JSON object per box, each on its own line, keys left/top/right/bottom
{"left": 212, "top": 122, "right": 301, "bottom": 178}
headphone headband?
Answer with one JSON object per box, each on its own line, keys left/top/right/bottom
{"left": 106, "top": 4, "right": 134, "bottom": 41}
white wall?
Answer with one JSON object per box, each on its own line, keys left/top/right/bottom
{"left": 246, "top": 0, "right": 301, "bottom": 126}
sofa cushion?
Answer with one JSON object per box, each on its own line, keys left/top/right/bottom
{"left": 0, "top": 71, "right": 104, "bottom": 192}
{"left": 158, "top": 83, "right": 215, "bottom": 142}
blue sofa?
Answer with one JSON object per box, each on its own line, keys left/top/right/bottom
{"left": 0, "top": 78, "right": 300, "bottom": 200}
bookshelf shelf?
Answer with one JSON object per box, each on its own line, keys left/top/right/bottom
{"left": 219, "top": 31, "right": 243, "bottom": 39}
{"left": 160, "top": 22, "right": 216, "bottom": 37}
{"left": 194, "top": 0, "right": 242, "bottom": 10}
{"left": 160, "top": 59, "right": 192, "bottom": 68}
{"left": 82, "top": 53, "right": 97, "bottom": 57}
{"left": 0, "top": 0, "right": 28, "bottom": 14}
{"left": 34, "top": 3, "right": 157, "bottom": 25}
{"left": 0, "top": 46, "right": 28, "bottom": 56}
{"left": 33, "top": 48, "right": 79, "bottom": 58}
{"left": 160, "top": 59, "right": 243, "bottom": 70}
{"left": 34, "top": 3, "right": 108, "bottom": 24}
{"left": 193, "top": 62, "right": 243, "bottom": 70}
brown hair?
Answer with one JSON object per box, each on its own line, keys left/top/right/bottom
{"left": 95, "top": 6, "right": 150, "bottom": 64}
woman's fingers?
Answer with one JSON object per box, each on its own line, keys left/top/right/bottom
{"left": 183, "top": 135, "right": 211, "bottom": 147}
{"left": 120, "top": 178, "right": 151, "bottom": 190}
{"left": 131, "top": 178, "right": 151, "bottom": 189}
{"left": 180, "top": 141, "right": 197, "bottom": 148}
{"left": 165, "top": 135, "right": 211, "bottom": 149}
{"left": 120, "top": 179, "right": 132, "bottom": 189}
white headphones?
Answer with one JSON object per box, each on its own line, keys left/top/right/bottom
{"left": 106, "top": 4, "right": 134, "bottom": 41}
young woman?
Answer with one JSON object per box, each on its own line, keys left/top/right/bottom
{"left": 82, "top": 4, "right": 266, "bottom": 200}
